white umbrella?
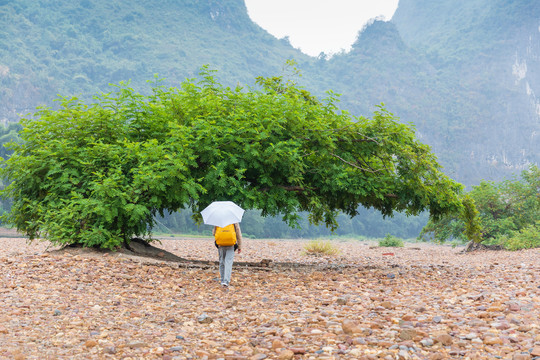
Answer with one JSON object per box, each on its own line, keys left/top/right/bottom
{"left": 201, "top": 201, "right": 245, "bottom": 228}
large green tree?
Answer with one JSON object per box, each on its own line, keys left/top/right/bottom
{"left": 1, "top": 69, "right": 468, "bottom": 249}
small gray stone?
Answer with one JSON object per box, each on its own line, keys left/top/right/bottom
{"left": 197, "top": 313, "right": 213, "bottom": 324}
{"left": 103, "top": 347, "right": 117, "bottom": 354}
{"left": 512, "top": 354, "right": 531, "bottom": 360}
{"left": 352, "top": 337, "right": 366, "bottom": 345}
{"left": 251, "top": 354, "right": 267, "bottom": 360}
{"left": 128, "top": 341, "right": 147, "bottom": 349}
{"left": 170, "top": 346, "right": 183, "bottom": 352}
{"left": 399, "top": 329, "right": 417, "bottom": 341}
{"left": 420, "top": 338, "right": 434, "bottom": 347}
{"left": 398, "top": 349, "right": 411, "bottom": 359}
{"left": 336, "top": 297, "right": 348, "bottom": 305}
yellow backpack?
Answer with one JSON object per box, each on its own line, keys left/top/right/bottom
{"left": 215, "top": 224, "right": 237, "bottom": 247}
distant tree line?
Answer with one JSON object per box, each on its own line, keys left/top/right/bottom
{"left": 154, "top": 208, "right": 429, "bottom": 240}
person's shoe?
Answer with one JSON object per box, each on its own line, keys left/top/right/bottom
{"left": 221, "top": 282, "right": 228, "bottom": 287}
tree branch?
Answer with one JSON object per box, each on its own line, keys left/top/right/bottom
{"left": 330, "top": 152, "right": 383, "bottom": 173}
{"left": 337, "top": 138, "right": 378, "bottom": 143}
{"left": 303, "top": 126, "right": 380, "bottom": 144}
{"left": 259, "top": 185, "right": 307, "bottom": 192}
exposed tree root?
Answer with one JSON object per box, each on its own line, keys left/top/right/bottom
{"left": 463, "top": 241, "right": 505, "bottom": 252}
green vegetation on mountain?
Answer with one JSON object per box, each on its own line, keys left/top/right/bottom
{"left": 393, "top": 0, "right": 540, "bottom": 58}
{"left": 391, "top": 0, "right": 540, "bottom": 184}
{"left": 0, "top": 0, "right": 306, "bottom": 118}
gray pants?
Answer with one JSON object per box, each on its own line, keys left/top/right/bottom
{"left": 218, "top": 246, "right": 235, "bottom": 285}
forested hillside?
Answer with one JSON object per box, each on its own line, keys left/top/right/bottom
{"left": 391, "top": 0, "right": 540, "bottom": 183}
{"left": 0, "top": 0, "right": 307, "bottom": 121}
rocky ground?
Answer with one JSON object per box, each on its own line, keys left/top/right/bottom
{"left": 0, "top": 234, "right": 539, "bottom": 360}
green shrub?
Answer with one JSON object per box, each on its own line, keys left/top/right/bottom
{"left": 420, "top": 166, "right": 539, "bottom": 245}
{"left": 500, "top": 222, "right": 540, "bottom": 251}
{"left": 303, "top": 240, "right": 340, "bottom": 256}
{"left": 378, "top": 234, "right": 404, "bottom": 247}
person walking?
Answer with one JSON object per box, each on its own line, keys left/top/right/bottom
{"left": 213, "top": 222, "right": 242, "bottom": 287}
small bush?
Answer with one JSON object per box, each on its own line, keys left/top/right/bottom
{"left": 378, "top": 234, "right": 404, "bottom": 247}
{"left": 500, "top": 222, "right": 540, "bottom": 251}
{"left": 303, "top": 240, "right": 340, "bottom": 256}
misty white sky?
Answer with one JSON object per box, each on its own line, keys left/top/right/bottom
{"left": 244, "top": 0, "right": 400, "bottom": 57}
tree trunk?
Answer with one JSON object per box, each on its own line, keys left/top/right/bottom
{"left": 463, "top": 241, "right": 504, "bottom": 252}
